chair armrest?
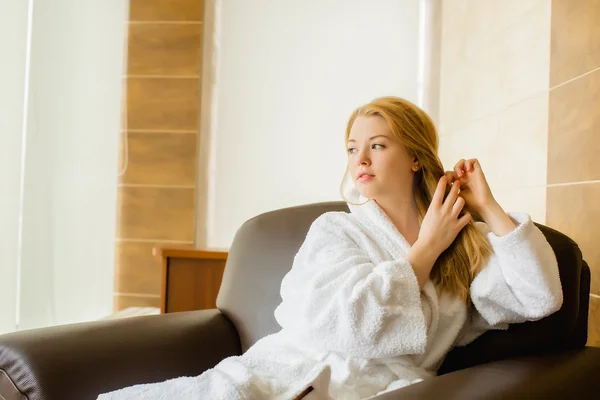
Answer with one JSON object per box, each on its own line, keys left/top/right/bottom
{"left": 375, "top": 347, "right": 600, "bottom": 399}
{"left": 0, "top": 309, "right": 241, "bottom": 400}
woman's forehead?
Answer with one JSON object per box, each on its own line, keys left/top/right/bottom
{"left": 349, "top": 116, "right": 391, "bottom": 139}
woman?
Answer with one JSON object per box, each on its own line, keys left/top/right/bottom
{"left": 99, "top": 96, "right": 563, "bottom": 399}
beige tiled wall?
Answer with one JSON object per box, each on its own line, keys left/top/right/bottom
{"left": 438, "top": 0, "right": 551, "bottom": 224}
{"left": 114, "top": 0, "right": 203, "bottom": 311}
{"left": 439, "top": 0, "right": 599, "bottom": 346}
{"left": 547, "top": 0, "right": 600, "bottom": 347}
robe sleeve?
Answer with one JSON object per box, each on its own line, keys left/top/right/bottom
{"left": 274, "top": 212, "right": 427, "bottom": 359}
{"left": 468, "top": 213, "right": 563, "bottom": 328}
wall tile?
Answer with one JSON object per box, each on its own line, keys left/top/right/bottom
{"left": 546, "top": 183, "right": 600, "bottom": 295}
{"left": 116, "top": 241, "right": 161, "bottom": 273}
{"left": 548, "top": 68, "right": 600, "bottom": 184}
{"left": 441, "top": 0, "right": 543, "bottom": 68}
{"left": 117, "top": 187, "right": 195, "bottom": 241}
{"left": 114, "top": 294, "right": 160, "bottom": 312}
{"left": 463, "top": 0, "right": 543, "bottom": 65}
{"left": 115, "top": 242, "right": 193, "bottom": 295}
{"left": 589, "top": 296, "right": 600, "bottom": 347}
{"left": 128, "top": 24, "right": 203, "bottom": 76}
{"left": 440, "top": 0, "right": 469, "bottom": 68}
{"left": 491, "top": 186, "right": 546, "bottom": 224}
{"left": 550, "top": 0, "right": 600, "bottom": 87}
{"left": 119, "top": 132, "right": 197, "bottom": 186}
{"left": 126, "top": 78, "right": 199, "bottom": 131}
{"left": 439, "top": 92, "right": 548, "bottom": 190}
{"left": 119, "top": 0, "right": 204, "bottom": 308}
{"left": 129, "top": 0, "right": 203, "bottom": 21}
{"left": 115, "top": 242, "right": 162, "bottom": 295}
{"left": 440, "top": 0, "right": 551, "bottom": 130}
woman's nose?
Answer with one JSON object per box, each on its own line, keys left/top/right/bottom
{"left": 357, "top": 155, "right": 370, "bottom": 166}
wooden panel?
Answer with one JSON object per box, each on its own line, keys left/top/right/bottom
{"left": 128, "top": 24, "right": 203, "bottom": 76}
{"left": 129, "top": 0, "right": 204, "bottom": 21}
{"left": 115, "top": 242, "right": 162, "bottom": 295}
{"left": 548, "top": 68, "right": 600, "bottom": 184}
{"left": 589, "top": 296, "right": 600, "bottom": 347}
{"left": 156, "top": 248, "right": 227, "bottom": 260}
{"left": 550, "top": 0, "right": 600, "bottom": 86}
{"left": 117, "top": 0, "right": 205, "bottom": 303}
{"left": 114, "top": 294, "right": 161, "bottom": 312}
{"left": 546, "top": 183, "right": 600, "bottom": 295}
{"left": 117, "top": 186, "right": 195, "bottom": 241}
{"left": 119, "top": 132, "right": 197, "bottom": 186}
{"left": 166, "top": 258, "right": 226, "bottom": 313}
{"left": 127, "top": 78, "right": 200, "bottom": 131}
{"left": 157, "top": 249, "right": 227, "bottom": 313}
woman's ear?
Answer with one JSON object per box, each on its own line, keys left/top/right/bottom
{"left": 411, "top": 158, "right": 420, "bottom": 172}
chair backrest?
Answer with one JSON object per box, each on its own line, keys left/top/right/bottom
{"left": 439, "top": 224, "right": 590, "bottom": 373}
{"left": 217, "top": 202, "right": 591, "bottom": 361}
{"left": 217, "top": 202, "right": 348, "bottom": 351}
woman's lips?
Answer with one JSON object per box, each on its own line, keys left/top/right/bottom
{"left": 358, "top": 174, "right": 374, "bottom": 183}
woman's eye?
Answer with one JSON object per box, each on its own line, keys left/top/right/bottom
{"left": 347, "top": 148, "right": 356, "bottom": 154}
{"left": 372, "top": 143, "right": 385, "bottom": 150}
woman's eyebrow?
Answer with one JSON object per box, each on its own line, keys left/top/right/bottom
{"left": 347, "top": 135, "right": 389, "bottom": 143}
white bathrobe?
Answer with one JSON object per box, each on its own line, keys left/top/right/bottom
{"left": 98, "top": 199, "right": 563, "bottom": 400}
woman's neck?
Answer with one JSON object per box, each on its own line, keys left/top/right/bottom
{"left": 374, "top": 195, "right": 421, "bottom": 245}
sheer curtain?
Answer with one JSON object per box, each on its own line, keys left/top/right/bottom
{"left": 0, "top": 0, "right": 28, "bottom": 334}
{"left": 198, "top": 0, "right": 425, "bottom": 248}
{"left": 0, "top": 0, "right": 128, "bottom": 334}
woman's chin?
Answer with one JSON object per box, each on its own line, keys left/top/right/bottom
{"left": 353, "top": 181, "right": 382, "bottom": 201}
{"left": 357, "top": 189, "right": 376, "bottom": 200}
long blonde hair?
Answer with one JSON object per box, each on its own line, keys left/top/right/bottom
{"left": 342, "top": 96, "right": 491, "bottom": 304}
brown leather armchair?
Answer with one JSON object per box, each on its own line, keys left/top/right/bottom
{"left": 1, "top": 202, "right": 599, "bottom": 400}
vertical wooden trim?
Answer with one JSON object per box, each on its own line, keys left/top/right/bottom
{"left": 160, "top": 255, "right": 169, "bottom": 313}
{"left": 195, "top": 0, "right": 216, "bottom": 248}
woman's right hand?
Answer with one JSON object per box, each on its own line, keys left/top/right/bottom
{"left": 417, "top": 176, "right": 471, "bottom": 256}
{"left": 407, "top": 176, "right": 471, "bottom": 288}
{"left": 418, "top": 176, "right": 472, "bottom": 256}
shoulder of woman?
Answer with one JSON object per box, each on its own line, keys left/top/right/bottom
{"left": 311, "top": 210, "right": 355, "bottom": 228}
{"left": 308, "top": 211, "right": 362, "bottom": 236}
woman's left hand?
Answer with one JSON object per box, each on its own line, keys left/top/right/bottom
{"left": 444, "top": 158, "right": 495, "bottom": 214}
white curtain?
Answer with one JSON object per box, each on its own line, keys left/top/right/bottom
{"left": 201, "top": 0, "right": 424, "bottom": 248}
{"left": 0, "top": 0, "right": 128, "bottom": 334}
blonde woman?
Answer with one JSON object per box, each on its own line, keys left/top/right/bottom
{"left": 99, "top": 97, "right": 563, "bottom": 399}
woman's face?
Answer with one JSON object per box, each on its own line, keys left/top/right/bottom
{"left": 347, "top": 115, "right": 417, "bottom": 201}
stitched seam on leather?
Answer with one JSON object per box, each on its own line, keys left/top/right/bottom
{"left": 0, "top": 369, "right": 28, "bottom": 400}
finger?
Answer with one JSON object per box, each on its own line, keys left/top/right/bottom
{"left": 469, "top": 158, "right": 479, "bottom": 172}
{"left": 431, "top": 176, "right": 447, "bottom": 206}
{"left": 443, "top": 176, "right": 461, "bottom": 209}
{"left": 458, "top": 212, "right": 472, "bottom": 229}
{"left": 454, "top": 159, "right": 466, "bottom": 177}
{"left": 451, "top": 196, "right": 465, "bottom": 217}
{"left": 444, "top": 170, "right": 459, "bottom": 184}
{"left": 465, "top": 159, "right": 473, "bottom": 172}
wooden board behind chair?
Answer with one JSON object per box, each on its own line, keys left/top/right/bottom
{"left": 154, "top": 248, "right": 228, "bottom": 313}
